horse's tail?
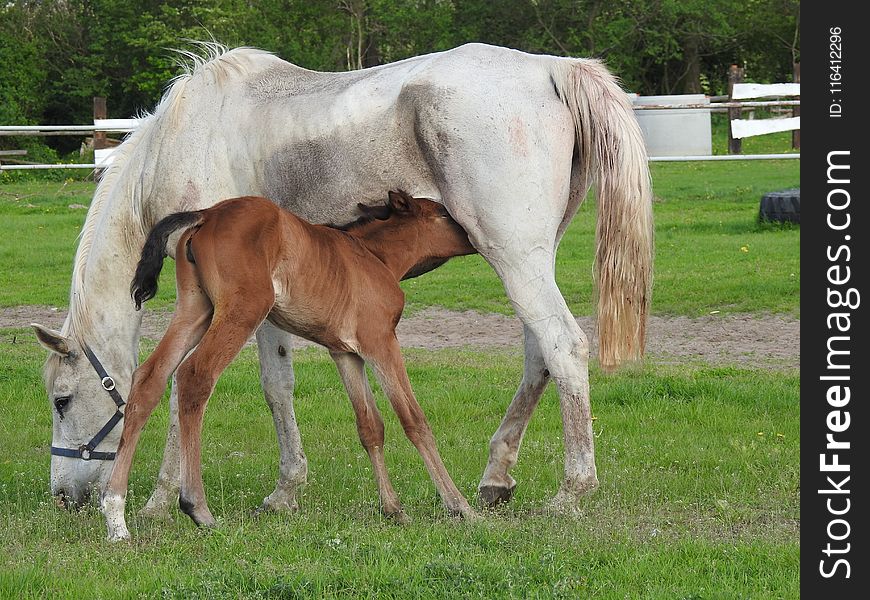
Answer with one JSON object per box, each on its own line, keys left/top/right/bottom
{"left": 552, "top": 58, "right": 654, "bottom": 372}
{"left": 131, "top": 211, "right": 204, "bottom": 310}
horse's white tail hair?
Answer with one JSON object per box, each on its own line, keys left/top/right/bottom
{"left": 552, "top": 58, "right": 654, "bottom": 371}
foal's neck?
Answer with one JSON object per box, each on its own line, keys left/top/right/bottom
{"left": 352, "top": 229, "right": 427, "bottom": 281}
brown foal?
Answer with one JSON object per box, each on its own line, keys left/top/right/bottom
{"left": 101, "top": 191, "right": 478, "bottom": 540}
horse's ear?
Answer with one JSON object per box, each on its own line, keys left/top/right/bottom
{"left": 32, "top": 323, "right": 72, "bottom": 357}
{"left": 387, "top": 190, "right": 415, "bottom": 214}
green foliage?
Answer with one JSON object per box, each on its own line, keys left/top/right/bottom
{"left": 1, "top": 0, "right": 799, "bottom": 127}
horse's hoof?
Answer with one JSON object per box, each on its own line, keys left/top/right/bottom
{"left": 255, "top": 488, "right": 302, "bottom": 515}
{"left": 460, "top": 507, "right": 482, "bottom": 522}
{"left": 385, "top": 509, "right": 412, "bottom": 525}
{"left": 106, "top": 525, "right": 131, "bottom": 542}
{"left": 253, "top": 496, "right": 300, "bottom": 517}
{"left": 138, "top": 503, "right": 174, "bottom": 521}
{"left": 478, "top": 483, "right": 516, "bottom": 507}
{"left": 447, "top": 502, "right": 481, "bottom": 522}
{"left": 544, "top": 478, "right": 598, "bottom": 516}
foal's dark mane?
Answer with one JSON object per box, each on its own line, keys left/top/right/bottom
{"left": 327, "top": 204, "right": 394, "bottom": 232}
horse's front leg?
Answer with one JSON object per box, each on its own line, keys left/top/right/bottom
{"left": 139, "top": 373, "right": 181, "bottom": 520}
{"left": 253, "top": 319, "right": 307, "bottom": 514}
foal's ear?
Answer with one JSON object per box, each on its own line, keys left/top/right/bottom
{"left": 31, "top": 323, "right": 72, "bottom": 357}
{"left": 387, "top": 190, "right": 416, "bottom": 214}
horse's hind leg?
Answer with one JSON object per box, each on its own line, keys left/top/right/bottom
{"left": 458, "top": 221, "right": 596, "bottom": 512}
{"left": 363, "top": 337, "right": 477, "bottom": 520}
{"left": 432, "top": 112, "right": 596, "bottom": 511}
{"left": 253, "top": 320, "right": 307, "bottom": 514}
{"left": 473, "top": 232, "right": 596, "bottom": 512}
{"left": 478, "top": 325, "right": 549, "bottom": 507}
{"left": 174, "top": 298, "right": 273, "bottom": 527}
{"left": 330, "top": 350, "right": 408, "bottom": 523}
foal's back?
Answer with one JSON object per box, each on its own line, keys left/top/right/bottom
{"left": 182, "top": 194, "right": 474, "bottom": 354}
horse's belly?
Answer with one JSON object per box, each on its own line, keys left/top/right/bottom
{"left": 261, "top": 133, "right": 438, "bottom": 225}
{"left": 255, "top": 87, "right": 438, "bottom": 224}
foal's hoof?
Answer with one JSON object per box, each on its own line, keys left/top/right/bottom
{"left": 478, "top": 483, "right": 516, "bottom": 508}
{"left": 179, "top": 497, "right": 216, "bottom": 528}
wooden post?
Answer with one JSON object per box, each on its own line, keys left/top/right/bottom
{"left": 792, "top": 62, "right": 800, "bottom": 149}
{"left": 93, "top": 96, "right": 107, "bottom": 179}
{"left": 727, "top": 64, "right": 744, "bottom": 155}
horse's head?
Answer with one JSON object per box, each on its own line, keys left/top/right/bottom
{"left": 354, "top": 190, "right": 477, "bottom": 278}
{"left": 32, "top": 323, "right": 128, "bottom": 508}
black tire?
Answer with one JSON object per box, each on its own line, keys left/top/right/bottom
{"left": 759, "top": 188, "right": 800, "bottom": 223}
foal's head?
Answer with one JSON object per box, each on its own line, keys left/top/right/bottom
{"left": 349, "top": 190, "right": 476, "bottom": 276}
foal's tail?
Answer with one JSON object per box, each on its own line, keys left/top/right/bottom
{"left": 131, "top": 211, "right": 204, "bottom": 310}
{"left": 552, "top": 58, "right": 654, "bottom": 371}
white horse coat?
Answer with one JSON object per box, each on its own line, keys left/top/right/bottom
{"left": 33, "top": 42, "right": 653, "bottom": 516}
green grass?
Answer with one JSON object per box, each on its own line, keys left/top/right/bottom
{"left": 0, "top": 159, "right": 798, "bottom": 316}
{"left": 0, "top": 335, "right": 798, "bottom": 598}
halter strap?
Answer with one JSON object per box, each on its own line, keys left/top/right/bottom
{"left": 50, "top": 346, "right": 126, "bottom": 461}
{"left": 81, "top": 345, "right": 126, "bottom": 408}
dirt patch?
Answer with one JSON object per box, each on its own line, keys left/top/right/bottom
{"left": 5, "top": 305, "right": 798, "bottom": 370}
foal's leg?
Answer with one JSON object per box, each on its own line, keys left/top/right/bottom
{"left": 174, "top": 301, "right": 272, "bottom": 527}
{"left": 330, "top": 351, "right": 408, "bottom": 523}
{"left": 478, "top": 325, "right": 549, "bottom": 507}
{"left": 254, "top": 320, "right": 307, "bottom": 514}
{"left": 102, "top": 292, "right": 213, "bottom": 540}
{"left": 364, "top": 337, "right": 477, "bottom": 519}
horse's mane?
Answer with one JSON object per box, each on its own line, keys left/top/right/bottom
{"left": 64, "top": 42, "right": 273, "bottom": 343}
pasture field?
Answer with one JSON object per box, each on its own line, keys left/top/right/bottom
{"left": 1, "top": 343, "right": 798, "bottom": 598}
{"left": 0, "top": 159, "right": 799, "bottom": 598}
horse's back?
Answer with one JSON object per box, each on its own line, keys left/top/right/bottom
{"left": 135, "top": 44, "right": 579, "bottom": 229}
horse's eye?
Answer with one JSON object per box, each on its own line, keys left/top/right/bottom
{"left": 54, "top": 395, "right": 71, "bottom": 418}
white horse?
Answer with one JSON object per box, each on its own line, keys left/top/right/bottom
{"left": 32, "top": 42, "right": 652, "bottom": 518}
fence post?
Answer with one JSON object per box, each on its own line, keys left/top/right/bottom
{"left": 93, "top": 96, "right": 107, "bottom": 179}
{"left": 792, "top": 62, "right": 800, "bottom": 149}
{"left": 727, "top": 64, "right": 744, "bottom": 155}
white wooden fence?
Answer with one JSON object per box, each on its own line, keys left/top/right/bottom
{"left": 728, "top": 83, "right": 800, "bottom": 141}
